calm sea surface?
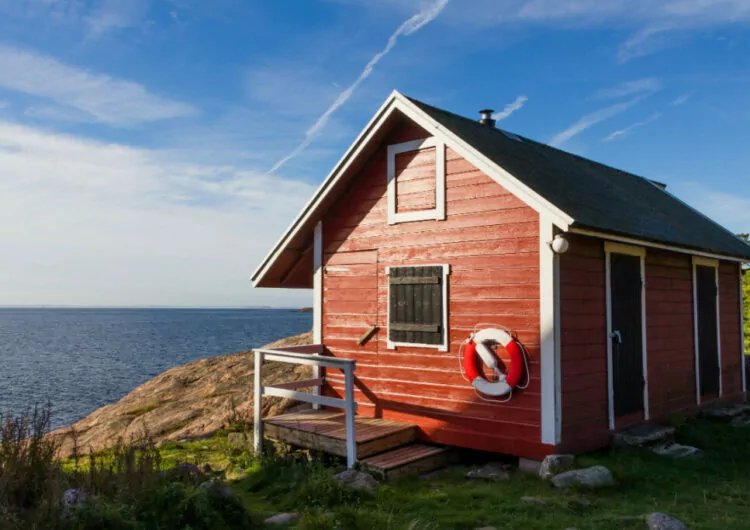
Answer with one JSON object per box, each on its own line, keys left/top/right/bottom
{"left": 0, "top": 308, "right": 312, "bottom": 430}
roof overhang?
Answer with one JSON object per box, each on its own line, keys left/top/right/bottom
{"left": 251, "top": 91, "right": 576, "bottom": 289}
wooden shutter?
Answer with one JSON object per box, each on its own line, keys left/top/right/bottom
{"left": 389, "top": 266, "right": 444, "bottom": 346}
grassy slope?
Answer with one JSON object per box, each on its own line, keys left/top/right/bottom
{"left": 143, "top": 417, "right": 750, "bottom": 530}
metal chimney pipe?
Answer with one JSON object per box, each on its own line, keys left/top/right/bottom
{"left": 479, "top": 109, "right": 496, "bottom": 128}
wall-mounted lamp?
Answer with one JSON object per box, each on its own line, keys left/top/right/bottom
{"left": 551, "top": 234, "right": 570, "bottom": 254}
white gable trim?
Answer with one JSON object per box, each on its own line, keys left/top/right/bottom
{"left": 252, "top": 91, "right": 573, "bottom": 287}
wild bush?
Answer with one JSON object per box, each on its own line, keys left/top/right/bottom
{"left": 0, "top": 405, "right": 258, "bottom": 529}
{"left": 0, "top": 404, "right": 62, "bottom": 528}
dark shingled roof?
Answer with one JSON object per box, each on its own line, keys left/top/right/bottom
{"left": 409, "top": 98, "right": 750, "bottom": 260}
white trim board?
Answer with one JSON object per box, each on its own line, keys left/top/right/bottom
{"left": 251, "top": 90, "right": 574, "bottom": 287}
{"left": 740, "top": 263, "right": 747, "bottom": 394}
{"left": 387, "top": 137, "right": 446, "bottom": 225}
{"left": 385, "top": 264, "right": 450, "bottom": 352}
{"left": 539, "top": 216, "right": 559, "bottom": 445}
{"left": 604, "top": 242, "right": 649, "bottom": 431}
{"left": 570, "top": 228, "right": 746, "bottom": 263}
{"left": 692, "top": 257, "right": 722, "bottom": 404}
{"left": 313, "top": 221, "right": 323, "bottom": 344}
{"left": 312, "top": 221, "right": 323, "bottom": 408}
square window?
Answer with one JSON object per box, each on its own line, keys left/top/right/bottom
{"left": 387, "top": 264, "right": 450, "bottom": 351}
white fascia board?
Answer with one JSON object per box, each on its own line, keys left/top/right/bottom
{"left": 571, "top": 228, "right": 747, "bottom": 264}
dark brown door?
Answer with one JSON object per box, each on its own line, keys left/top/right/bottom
{"left": 696, "top": 265, "right": 720, "bottom": 397}
{"left": 610, "top": 253, "right": 645, "bottom": 418}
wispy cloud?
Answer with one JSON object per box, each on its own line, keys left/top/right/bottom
{"left": 549, "top": 96, "right": 646, "bottom": 147}
{"left": 493, "top": 95, "right": 527, "bottom": 121}
{"left": 594, "top": 78, "right": 662, "bottom": 100}
{"left": 672, "top": 181, "right": 750, "bottom": 233}
{"left": 602, "top": 112, "right": 661, "bottom": 142}
{"left": 617, "top": 24, "right": 679, "bottom": 62}
{"left": 268, "top": 0, "right": 450, "bottom": 174}
{"left": 0, "top": 119, "right": 314, "bottom": 307}
{"left": 85, "top": 0, "right": 150, "bottom": 38}
{"left": 0, "top": 45, "right": 197, "bottom": 126}
{"left": 0, "top": 100, "right": 8, "bottom": 109}
{"left": 348, "top": 0, "right": 750, "bottom": 60}
{"left": 671, "top": 93, "right": 693, "bottom": 106}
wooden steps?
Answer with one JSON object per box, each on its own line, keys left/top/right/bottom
{"left": 264, "top": 409, "right": 417, "bottom": 459}
{"left": 361, "top": 444, "right": 450, "bottom": 480}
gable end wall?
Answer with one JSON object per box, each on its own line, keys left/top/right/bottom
{"left": 320, "top": 121, "right": 550, "bottom": 459}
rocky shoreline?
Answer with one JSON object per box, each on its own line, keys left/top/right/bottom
{"left": 50, "top": 331, "right": 312, "bottom": 457}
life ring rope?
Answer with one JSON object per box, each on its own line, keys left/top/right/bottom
{"left": 457, "top": 324, "right": 531, "bottom": 402}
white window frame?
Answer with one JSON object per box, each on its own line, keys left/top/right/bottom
{"left": 604, "top": 242, "right": 649, "bottom": 431}
{"left": 692, "top": 256, "right": 722, "bottom": 404}
{"left": 386, "top": 264, "right": 450, "bottom": 352}
{"left": 387, "top": 137, "right": 446, "bottom": 225}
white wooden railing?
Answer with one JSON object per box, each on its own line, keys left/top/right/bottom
{"left": 253, "top": 346, "right": 358, "bottom": 468}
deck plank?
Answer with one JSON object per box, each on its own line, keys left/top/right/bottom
{"left": 362, "top": 444, "right": 450, "bottom": 480}
{"left": 264, "top": 409, "right": 417, "bottom": 458}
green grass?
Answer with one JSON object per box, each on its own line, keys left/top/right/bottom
{"left": 222, "top": 418, "right": 750, "bottom": 529}
{"left": 57, "top": 418, "right": 750, "bottom": 529}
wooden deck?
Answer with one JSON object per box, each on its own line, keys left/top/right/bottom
{"left": 264, "top": 409, "right": 417, "bottom": 459}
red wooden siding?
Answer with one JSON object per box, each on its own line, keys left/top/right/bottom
{"left": 645, "top": 250, "right": 696, "bottom": 419}
{"left": 719, "top": 262, "right": 743, "bottom": 400}
{"left": 558, "top": 234, "right": 609, "bottom": 453}
{"left": 321, "top": 120, "right": 547, "bottom": 459}
{"left": 560, "top": 235, "right": 746, "bottom": 454}
{"left": 395, "top": 147, "right": 437, "bottom": 213}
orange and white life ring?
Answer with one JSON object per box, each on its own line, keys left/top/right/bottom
{"left": 462, "top": 328, "right": 525, "bottom": 397}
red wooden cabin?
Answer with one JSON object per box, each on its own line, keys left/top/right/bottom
{"left": 252, "top": 91, "right": 750, "bottom": 460}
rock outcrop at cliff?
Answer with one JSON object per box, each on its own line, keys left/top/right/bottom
{"left": 51, "top": 332, "right": 313, "bottom": 457}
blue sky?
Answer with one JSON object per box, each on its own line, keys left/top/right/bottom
{"left": 1, "top": 0, "right": 749, "bottom": 307}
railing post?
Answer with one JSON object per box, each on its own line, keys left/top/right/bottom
{"left": 253, "top": 349, "right": 263, "bottom": 455}
{"left": 344, "top": 365, "right": 356, "bottom": 469}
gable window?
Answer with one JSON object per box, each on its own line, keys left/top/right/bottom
{"left": 386, "top": 265, "right": 450, "bottom": 351}
{"left": 387, "top": 138, "right": 446, "bottom": 224}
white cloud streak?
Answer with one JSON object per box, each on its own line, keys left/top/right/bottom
{"left": 602, "top": 112, "right": 661, "bottom": 142}
{"left": 492, "top": 95, "right": 528, "bottom": 121}
{"left": 671, "top": 93, "right": 693, "bottom": 106}
{"left": 549, "top": 96, "right": 646, "bottom": 147}
{"left": 617, "top": 24, "right": 679, "bottom": 62}
{"left": 594, "top": 78, "right": 662, "bottom": 100}
{"left": 267, "top": 0, "right": 450, "bottom": 174}
{"left": 0, "top": 120, "right": 314, "bottom": 307}
{"left": 347, "top": 0, "right": 750, "bottom": 60}
{"left": 85, "top": 0, "right": 150, "bottom": 38}
{"left": 0, "top": 45, "right": 197, "bottom": 126}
